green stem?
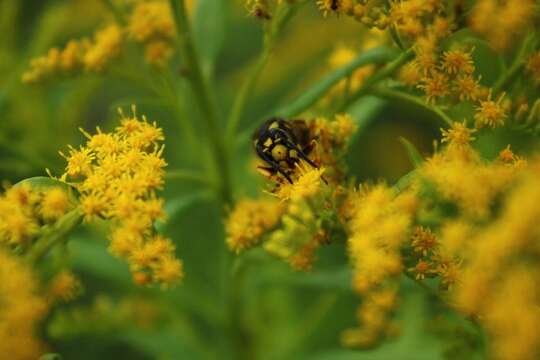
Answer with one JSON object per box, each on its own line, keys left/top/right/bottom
{"left": 26, "top": 209, "right": 83, "bottom": 264}
{"left": 493, "top": 33, "right": 535, "bottom": 94}
{"left": 169, "top": 0, "right": 232, "bottom": 205}
{"left": 340, "top": 48, "right": 414, "bottom": 111}
{"left": 166, "top": 168, "right": 213, "bottom": 185}
{"left": 276, "top": 46, "right": 398, "bottom": 118}
{"left": 101, "top": 0, "right": 126, "bottom": 25}
{"left": 225, "top": 42, "right": 272, "bottom": 141}
{"left": 225, "top": 3, "right": 299, "bottom": 140}
{"left": 371, "top": 86, "right": 453, "bottom": 126}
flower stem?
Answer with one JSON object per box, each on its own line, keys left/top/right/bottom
{"left": 101, "top": 0, "right": 126, "bottom": 25}
{"left": 340, "top": 48, "right": 414, "bottom": 110}
{"left": 169, "top": 0, "right": 232, "bottom": 205}
{"left": 277, "top": 47, "right": 398, "bottom": 118}
{"left": 493, "top": 33, "right": 536, "bottom": 94}
{"left": 225, "top": 3, "right": 297, "bottom": 140}
{"left": 26, "top": 208, "right": 83, "bottom": 264}
{"left": 371, "top": 86, "right": 453, "bottom": 126}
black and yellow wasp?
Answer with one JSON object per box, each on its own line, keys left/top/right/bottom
{"left": 253, "top": 118, "right": 319, "bottom": 183}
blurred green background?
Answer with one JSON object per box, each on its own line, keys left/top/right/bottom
{"left": 1, "top": 0, "right": 536, "bottom": 359}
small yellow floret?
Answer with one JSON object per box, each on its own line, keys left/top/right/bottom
{"left": 41, "top": 187, "right": 71, "bottom": 221}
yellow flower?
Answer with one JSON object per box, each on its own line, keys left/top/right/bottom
{"left": 434, "top": 258, "right": 461, "bottom": 289}
{"left": 40, "top": 187, "right": 71, "bottom": 221}
{"left": 399, "top": 61, "right": 421, "bottom": 86}
{"left": 409, "top": 260, "right": 431, "bottom": 280}
{"left": 57, "top": 106, "right": 181, "bottom": 286}
{"left": 83, "top": 24, "right": 123, "bottom": 72}
{"left": 441, "top": 49, "right": 474, "bottom": 75}
{"left": 60, "top": 146, "right": 95, "bottom": 178}
{"left": 0, "top": 186, "right": 40, "bottom": 245}
{"left": 263, "top": 202, "right": 325, "bottom": 271}
{"left": 469, "top": 0, "right": 536, "bottom": 51}
{"left": 225, "top": 198, "right": 284, "bottom": 253}
{"left": 411, "top": 226, "right": 437, "bottom": 256}
{"left": 80, "top": 193, "right": 108, "bottom": 222}
{"left": 417, "top": 71, "right": 449, "bottom": 103}
{"left": 440, "top": 121, "right": 476, "bottom": 147}
{"left": 421, "top": 144, "right": 516, "bottom": 219}
{"left": 453, "top": 75, "right": 481, "bottom": 101}
{"left": 48, "top": 270, "right": 83, "bottom": 303}
{"left": 0, "top": 249, "right": 48, "bottom": 359}
{"left": 152, "top": 256, "right": 184, "bottom": 286}
{"left": 474, "top": 92, "right": 507, "bottom": 128}
{"left": 276, "top": 162, "right": 326, "bottom": 202}
{"left": 144, "top": 40, "right": 174, "bottom": 67}
{"left": 128, "top": 0, "right": 175, "bottom": 43}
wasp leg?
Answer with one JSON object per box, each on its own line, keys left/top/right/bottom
{"left": 270, "top": 128, "right": 319, "bottom": 169}
{"left": 256, "top": 144, "right": 294, "bottom": 183}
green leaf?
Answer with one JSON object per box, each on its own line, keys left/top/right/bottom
{"left": 15, "top": 176, "right": 72, "bottom": 191}
{"left": 393, "top": 170, "right": 417, "bottom": 194}
{"left": 389, "top": 25, "right": 405, "bottom": 51}
{"left": 399, "top": 137, "right": 424, "bottom": 168}
{"left": 39, "top": 354, "right": 63, "bottom": 360}
{"left": 193, "top": 0, "right": 227, "bottom": 74}
{"left": 275, "top": 47, "right": 397, "bottom": 118}
{"left": 155, "top": 192, "right": 212, "bottom": 232}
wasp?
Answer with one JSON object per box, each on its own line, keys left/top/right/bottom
{"left": 253, "top": 118, "right": 319, "bottom": 183}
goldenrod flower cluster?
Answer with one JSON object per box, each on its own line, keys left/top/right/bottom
{"left": 341, "top": 184, "right": 416, "bottom": 347}
{"left": 0, "top": 184, "right": 72, "bottom": 246}
{"left": 421, "top": 137, "right": 519, "bottom": 220}
{"left": 0, "top": 248, "right": 48, "bottom": 359}
{"left": 413, "top": 45, "right": 486, "bottom": 103}
{"left": 398, "top": 16, "right": 511, "bottom": 129}
{"left": 253, "top": 159, "right": 332, "bottom": 270}
{"left": 469, "top": 0, "right": 537, "bottom": 52}
{"left": 59, "top": 107, "right": 183, "bottom": 286}
{"left": 23, "top": 0, "right": 177, "bottom": 83}
{"left": 128, "top": 0, "right": 176, "bottom": 67}
{"left": 22, "top": 24, "right": 123, "bottom": 83}
{"left": 225, "top": 198, "right": 285, "bottom": 253}
{"left": 49, "top": 295, "right": 163, "bottom": 339}
{"left": 316, "top": 0, "right": 389, "bottom": 29}
{"left": 447, "top": 159, "right": 540, "bottom": 360}
{"left": 396, "top": 127, "right": 540, "bottom": 359}
{"left": 229, "top": 115, "right": 357, "bottom": 269}
{"left": 389, "top": 0, "right": 446, "bottom": 39}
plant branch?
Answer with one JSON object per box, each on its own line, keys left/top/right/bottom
{"left": 340, "top": 47, "right": 414, "bottom": 111}
{"left": 493, "top": 33, "right": 536, "bottom": 94}
{"left": 225, "top": 4, "right": 296, "bottom": 140}
{"left": 371, "top": 86, "right": 454, "bottom": 126}
{"left": 101, "top": 0, "right": 126, "bottom": 25}
{"left": 26, "top": 209, "right": 83, "bottom": 264}
{"left": 276, "top": 46, "right": 399, "bottom": 118}
{"left": 169, "top": 0, "right": 232, "bottom": 204}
